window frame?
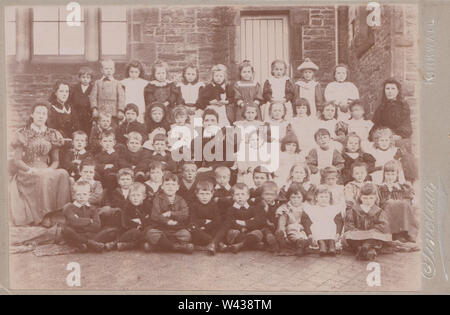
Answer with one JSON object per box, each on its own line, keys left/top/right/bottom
{"left": 98, "top": 7, "right": 129, "bottom": 61}
{"left": 30, "top": 6, "right": 87, "bottom": 63}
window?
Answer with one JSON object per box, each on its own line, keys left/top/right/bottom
{"left": 5, "top": 7, "right": 16, "bottom": 55}
{"left": 100, "top": 7, "right": 127, "bottom": 57}
{"left": 32, "top": 6, "right": 85, "bottom": 56}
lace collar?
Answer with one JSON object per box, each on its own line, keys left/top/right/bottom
{"left": 30, "top": 123, "right": 47, "bottom": 133}
{"left": 150, "top": 80, "right": 171, "bottom": 87}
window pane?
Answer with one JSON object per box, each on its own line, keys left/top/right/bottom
{"left": 5, "top": 7, "right": 16, "bottom": 21}
{"left": 60, "top": 22, "right": 84, "bottom": 55}
{"left": 33, "top": 7, "right": 59, "bottom": 21}
{"left": 101, "top": 7, "right": 126, "bottom": 21}
{"left": 5, "top": 22, "right": 16, "bottom": 55}
{"left": 101, "top": 22, "right": 127, "bottom": 55}
{"left": 33, "top": 22, "right": 58, "bottom": 55}
{"left": 60, "top": 5, "right": 84, "bottom": 22}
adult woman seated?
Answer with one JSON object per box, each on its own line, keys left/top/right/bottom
{"left": 370, "top": 78, "right": 417, "bottom": 182}
{"left": 9, "top": 103, "right": 71, "bottom": 227}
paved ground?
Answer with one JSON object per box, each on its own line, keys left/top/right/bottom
{"left": 8, "top": 248, "right": 420, "bottom": 292}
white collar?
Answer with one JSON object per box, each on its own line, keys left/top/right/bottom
{"left": 30, "top": 123, "right": 47, "bottom": 133}
{"left": 145, "top": 180, "right": 161, "bottom": 190}
{"left": 236, "top": 80, "right": 258, "bottom": 87}
{"left": 74, "top": 149, "right": 87, "bottom": 155}
{"left": 153, "top": 150, "right": 166, "bottom": 157}
{"left": 104, "top": 148, "right": 115, "bottom": 155}
{"left": 73, "top": 201, "right": 91, "bottom": 208}
{"left": 52, "top": 103, "right": 71, "bottom": 114}
{"left": 384, "top": 183, "right": 401, "bottom": 191}
{"left": 101, "top": 76, "right": 114, "bottom": 81}
{"left": 268, "top": 76, "right": 289, "bottom": 83}
{"left": 350, "top": 181, "right": 364, "bottom": 188}
{"left": 233, "top": 202, "right": 250, "bottom": 209}
{"left": 360, "top": 204, "right": 372, "bottom": 213}
{"left": 150, "top": 80, "right": 171, "bottom": 87}
{"left": 295, "top": 79, "right": 319, "bottom": 88}
{"left": 77, "top": 178, "right": 95, "bottom": 186}
{"left": 215, "top": 183, "right": 231, "bottom": 191}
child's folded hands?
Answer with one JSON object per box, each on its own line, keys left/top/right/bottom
{"left": 236, "top": 220, "right": 246, "bottom": 226}
{"left": 167, "top": 220, "right": 178, "bottom": 226}
{"left": 162, "top": 211, "right": 171, "bottom": 218}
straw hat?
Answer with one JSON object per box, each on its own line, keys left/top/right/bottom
{"left": 297, "top": 58, "right": 319, "bottom": 71}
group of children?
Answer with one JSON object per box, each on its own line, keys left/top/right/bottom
{"left": 48, "top": 57, "right": 417, "bottom": 261}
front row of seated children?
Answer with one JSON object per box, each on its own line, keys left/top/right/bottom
{"left": 62, "top": 157, "right": 417, "bottom": 261}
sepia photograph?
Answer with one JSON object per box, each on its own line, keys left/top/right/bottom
{"left": 4, "top": 1, "right": 421, "bottom": 292}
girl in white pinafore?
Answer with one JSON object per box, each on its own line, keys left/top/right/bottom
{"left": 324, "top": 64, "right": 359, "bottom": 122}
{"left": 303, "top": 185, "right": 345, "bottom": 255}
{"left": 295, "top": 58, "right": 325, "bottom": 118}
{"left": 121, "top": 60, "right": 148, "bottom": 124}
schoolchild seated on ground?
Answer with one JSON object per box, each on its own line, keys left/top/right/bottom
{"left": 116, "top": 182, "right": 153, "bottom": 251}
{"left": 61, "top": 181, "right": 118, "bottom": 252}
{"left": 145, "top": 172, "right": 194, "bottom": 253}
{"left": 220, "top": 183, "right": 265, "bottom": 253}
{"left": 189, "top": 179, "right": 225, "bottom": 255}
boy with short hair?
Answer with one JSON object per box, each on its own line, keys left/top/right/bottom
{"left": 144, "top": 161, "right": 164, "bottom": 201}
{"left": 116, "top": 182, "right": 153, "bottom": 251}
{"left": 117, "top": 131, "right": 151, "bottom": 182}
{"left": 63, "top": 130, "right": 91, "bottom": 181}
{"left": 89, "top": 111, "right": 115, "bottom": 155}
{"left": 249, "top": 165, "right": 272, "bottom": 204}
{"left": 220, "top": 183, "right": 265, "bottom": 253}
{"left": 213, "top": 166, "right": 233, "bottom": 220}
{"left": 177, "top": 162, "right": 198, "bottom": 208}
{"left": 99, "top": 168, "right": 134, "bottom": 228}
{"left": 90, "top": 59, "right": 125, "bottom": 125}
{"left": 147, "top": 133, "right": 176, "bottom": 173}
{"left": 259, "top": 181, "right": 282, "bottom": 252}
{"left": 94, "top": 130, "right": 120, "bottom": 194}
{"left": 115, "top": 103, "right": 148, "bottom": 145}
{"left": 76, "top": 159, "right": 104, "bottom": 206}
{"left": 189, "top": 179, "right": 224, "bottom": 255}
{"left": 62, "top": 181, "right": 117, "bottom": 252}
{"left": 145, "top": 172, "right": 194, "bottom": 253}
{"left": 70, "top": 66, "right": 94, "bottom": 134}
{"left": 306, "top": 128, "right": 345, "bottom": 185}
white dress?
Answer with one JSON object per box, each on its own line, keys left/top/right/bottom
{"left": 346, "top": 118, "right": 374, "bottom": 143}
{"left": 366, "top": 144, "right": 404, "bottom": 184}
{"left": 295, "top": 80, "right": 321, "bottom": 117}
{"left": 274, "top": 151, "right": 306, "bottom": 188}
{"left": 324, "top": 81, "right": 359, "bottom": 107}
{"left": 290, "top": 116, "right": 318, "bottom": 152}
{"left": 262, "top": 76, "right": 293, "bottom": 121}
{"left": 304, "top": 203, "right": 343, "bottom": 241}
{"left": 121, "top": 78, "right": 148, "bottom": 123}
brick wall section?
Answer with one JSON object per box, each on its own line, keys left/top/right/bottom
{"left": 300, "top": 6, "right": 337, "bottom": 83}
{"left": 344, "top": 4, "right": 418, "bottom": 121}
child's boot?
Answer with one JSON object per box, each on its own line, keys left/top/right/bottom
{"left": 266, "top": 234, "right": 279, "bottom": 252}
{"left": 295, "top": 239, "right": 307, "bottom": 256}
{"left": 318, "top": 240, "right": 327, "bottom": 256}
{"left": 229, "top": 242, "right": 244, "bottom": 254}
{"left": 173, "top": 242, "right": 194, "bottom": 254}
{"left": 105, "top": 241, "right": 117, "bottom": 251}
{"left": 328, "top": 240, "right": 336, "bottom": 256}
{"left": 143, "top": 242, "right": 153, "bottom": 252}
{"left": 87, "top": 240, "right": 105, "bottom": 252}
{"left": 218, "top": 242, "right": 229, "bottom": 252}
{"left": 206, "top": 242, "right": 216, "bottom": 256}
{"left": 117, "top": 242, "right": 135, "bottom": 251}
{"left": 366, "top": 248, "right": 377, "bottom": 260}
